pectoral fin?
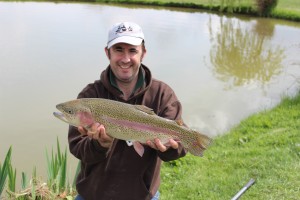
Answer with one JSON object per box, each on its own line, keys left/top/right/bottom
{"left": 133, "top": 142, "right": 145, "bottom": 157}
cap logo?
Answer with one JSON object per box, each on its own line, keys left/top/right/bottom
{"left": 115, "top": 24, "right": 133, "bottom": 34}
{"left": 107, "top": 22, "right": 144, "bottom": 48}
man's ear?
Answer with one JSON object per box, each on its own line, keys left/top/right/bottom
{"left": 141, "top": 47, "right": 147, "bottom": 61}
{"left": 105, "top": 47, "right": 110, "bottom": 59}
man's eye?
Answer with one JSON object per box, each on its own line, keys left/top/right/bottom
{"left": 114, "top": 47, "right": 123, "bottom": 52}
{"left": 130, "top": 49, "right": 138, "bottom": 53}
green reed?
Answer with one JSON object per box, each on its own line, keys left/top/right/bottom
{"left": 0, "top": 146, "right": 12, "bottom": 197}
{"left": 1, "top": 138, "right": 78, "bottom": 199}
{"left": 7, "top": 164, "right": 16, "bottom": 196}
{"left": 46, "top": 138, "right": 68, "bottom": 194}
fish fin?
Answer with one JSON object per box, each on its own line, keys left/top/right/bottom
{"left": 175, "top": 119, "right": 184, "bottom": 126}
{"left": 134, "top": 105, "right": 156, "bottom": 115}
{"left": 133, "top": 142, "right": 145, "bottom": 157}
{"left": 84, "top": 122, "right": 94, "bottom": 131}
{"left": 187, "top": 130, "right": 213, "bottom": 157}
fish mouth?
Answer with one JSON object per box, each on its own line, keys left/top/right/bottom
{"left": 53, "top": 112, "right": 69, "bottom": 124}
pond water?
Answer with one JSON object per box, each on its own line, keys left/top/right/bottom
{"left": 1, "top": 1, "right": 300, "bottom": 179}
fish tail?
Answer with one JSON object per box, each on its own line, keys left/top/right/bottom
{"left": 187, "top": 130, "right": 212, "bottom": 157}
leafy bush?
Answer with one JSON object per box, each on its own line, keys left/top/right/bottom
{"left": 256, "top": 0, "right": 278, "bottom": 16}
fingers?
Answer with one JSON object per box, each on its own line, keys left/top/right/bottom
{"left": 77, "top": 123, "right": 113, "bottom": 148}
{"left": 78, "top": 126, "right": 87, "bottom": 135}
{"left": 78, "top": 123, "right": 99, "bottom": 136}
{"left": 147, "top": 139, "right": 166, "bottom": 152}
{"left": 97, "top": 125, "right": 114, "bottom": 148}
{"left": 147, "top": 138, "right": 179, "bottom": 152}
{"left": 98, "top": 125, "right": 113, "bottom": 141}
{"left": 169, "top": 139, "right": 179, "bottom": 149}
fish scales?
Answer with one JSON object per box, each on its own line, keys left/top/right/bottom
{"left": 83, "top": 99, "right": 195, "bottom": 144}
{"left": 53, "top": 98, "right": 212, "bottom": 156}
{"left": 84, "top": 99, "right": 182, "bottom": 136}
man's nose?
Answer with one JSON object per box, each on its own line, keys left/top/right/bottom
{"left": 121, "top": 52, "right": 131, "bottom": 62}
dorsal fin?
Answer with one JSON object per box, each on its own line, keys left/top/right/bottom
{"left": 175, "top": 119, "right": 184, "bottom": 126}
{"left": 134, "top": 105, "right": 156, "bottom": 115}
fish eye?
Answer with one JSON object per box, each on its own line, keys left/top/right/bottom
{"left": 67, "top": 109, "right": 74, "bottom": 114}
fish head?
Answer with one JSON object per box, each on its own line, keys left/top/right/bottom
{"left": 53, "top": 99, "right": 95, "bottom": 128}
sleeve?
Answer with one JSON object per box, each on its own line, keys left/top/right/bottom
{"left": 156, "top": 88, "right": 187, "bottom": 162}
{"left": 67, "top": 84, "right": 109, "bottom": 164}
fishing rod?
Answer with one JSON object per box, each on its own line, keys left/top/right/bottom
{"left": 231, "top": 178, "right": 255, "bottom": 200}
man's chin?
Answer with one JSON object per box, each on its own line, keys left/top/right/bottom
{"left": 118, "top": 77, "right": 135, "bottom": 83}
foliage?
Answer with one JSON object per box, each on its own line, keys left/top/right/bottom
{"left": 7, "top": 164, "right": 16, "bottom": 195}
{"left": 94, "top": 0, "right": 300, "bottom": 21}
{"left": 96, "top": 0, "right": 256, "bottom": 14}
{"left": 1, "top": 139, "right": 78, "bottom": 199}
{"left": 256, "top": 0, "right": 278, "bottom": 16}
{"left": 4, "top": 0, "right": 300, "bottom": 20}
{"left": 21, "top": 172, "right": 28, "bottom": 190}
{"left": 0, "top": 146, "right": 12, "bottom": 197}
{"left": 271, "top": 9, "right": 300, "bottom": 22}
{"left": 46, "top": 138, "right": 68, "bottom": 194}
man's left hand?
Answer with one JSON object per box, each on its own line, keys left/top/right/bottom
{"left": 146, "top": 138, "right": 179, "bottom": 152}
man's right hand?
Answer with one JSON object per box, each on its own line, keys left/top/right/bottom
{"left": 78, "top": 123, "right": 113, "bottom": 148}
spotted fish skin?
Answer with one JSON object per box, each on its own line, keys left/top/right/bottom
{"left": 54, "top": 98, "right": 212, "bottom": 157}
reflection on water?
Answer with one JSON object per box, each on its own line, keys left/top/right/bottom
{"left": 253, "top": 18, "right": 276, "bottom": 37}
{"left": 209, "top": 16, "right": 285, "bottom": 89}
{"left": 0, "top": 2, "right": 300, "bottom": 180}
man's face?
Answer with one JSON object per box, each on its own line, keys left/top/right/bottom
{"left": 105, "top": 43, "right": 146, "bottom": 84}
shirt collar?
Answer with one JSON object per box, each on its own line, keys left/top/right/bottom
{"left": 109, "top": 68, "right": 145, "bottom": 94}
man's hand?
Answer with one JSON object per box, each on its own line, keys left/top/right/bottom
{"left": 78, "top": 123, "right": 113, "bottom": 148}
{"left": 146, "top": 138, "right": 179, "bottom": 152}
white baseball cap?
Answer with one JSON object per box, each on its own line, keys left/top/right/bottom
{"left": 107, "top": 22, "right": 144, "bottom": 49}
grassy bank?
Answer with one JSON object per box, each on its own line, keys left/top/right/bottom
{"left": 2, "top": 0, "right": 300, "bottom": 20}
{"left": 95, "top": 0, "right": 300, "bottom": 21}
{"left": 160, "top": 91, "right": 300, "bottom": 199}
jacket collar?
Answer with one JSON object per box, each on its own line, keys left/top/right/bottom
{"left": 100, "top": 64, "right": 152, "bottom": 101}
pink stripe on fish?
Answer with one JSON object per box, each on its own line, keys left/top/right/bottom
{"left": 104, "top": 116, "right": 180, "bottom": 137}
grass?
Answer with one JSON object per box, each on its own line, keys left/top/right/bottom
{"left": 277, "top": 0, "right": 300, "bottom": 12}
{"left": 3, "top": 0, "right": 300, "bottom": 20}
{"left": 95, "top": 0, "right": 300, "bottom": 21}
{"left": 160, "top": 91, "right": 300, "bottom": 199}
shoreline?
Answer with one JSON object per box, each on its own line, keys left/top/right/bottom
{"left": 2, "top": 0, "right": 300, "bottom": 21}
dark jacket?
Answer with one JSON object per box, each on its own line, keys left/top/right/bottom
{"left": 68, "top": 64, "right": 187, "bottom": 200}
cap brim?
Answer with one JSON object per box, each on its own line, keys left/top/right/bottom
{"left": 107, "top": 36, "right": 143, "bottom": 49}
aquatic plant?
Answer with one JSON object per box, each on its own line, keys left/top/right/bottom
{"left": 0, "top": 146, "right": 12, "bottom": 197}
{"left": 7, "top": 163, "right": 16, "bottom": 197}
{"left": 46, "top": 138, "right": 68, "bottom": 194}
{"left": 1, "top": 139, "right": 78, "bottom": 199}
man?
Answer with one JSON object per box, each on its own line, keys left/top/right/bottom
{"left": 69, "top": 21, "right": 187, "bottom": 200}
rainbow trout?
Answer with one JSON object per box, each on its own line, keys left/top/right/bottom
{"left": 53, "top": 98, "right": 212, "bottom": 157}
